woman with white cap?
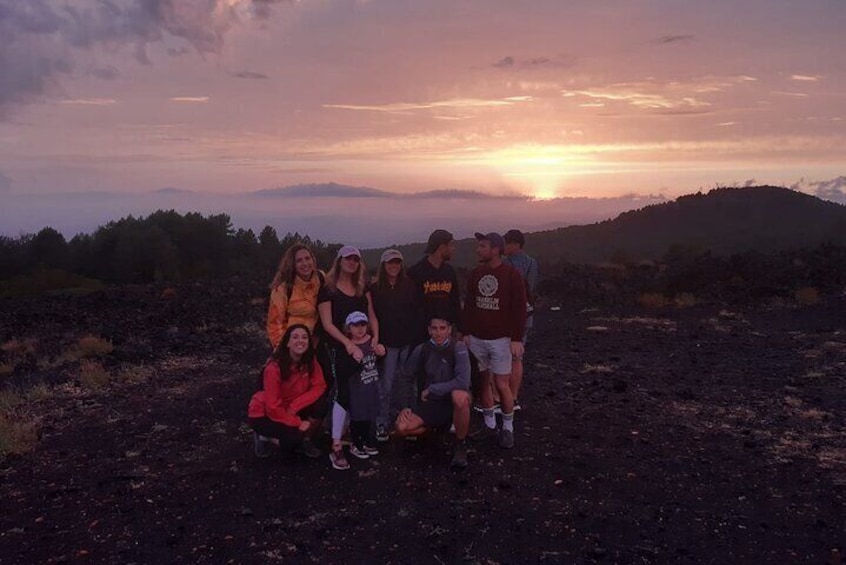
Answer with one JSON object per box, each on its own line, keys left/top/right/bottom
{"left": 317, "top": 246, "right": 384, "bottom": 463}
{"left": 370, "top": 248, "right": 421, "bottom": 441}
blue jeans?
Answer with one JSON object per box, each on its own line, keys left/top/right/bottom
{"left": 377, "top": 345, "right": 414, "bottom": 429}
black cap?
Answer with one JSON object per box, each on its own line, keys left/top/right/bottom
{"left": 425, "top": 229, "right": 453, "bottom": 254}
{"left": 474, "top": 231, "right": 505, "bottom": 253}
{"left": 503, "top": 229, "right": 525, "bottom": 246}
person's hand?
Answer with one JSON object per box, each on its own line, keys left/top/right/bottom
{"left": 345, "top": 342, "right": 363, "bottom": 362}
{"left": 455, "top": 331, "right": 463, "bottom": 342}
{"left": 510, "top": 341, "right": 524, "bottom": 359}
{"left": 462, "top": 335, "right": 471, "bottom": 347}
{"left": 374, "top": 343, "right": 386, "bottom": 356}
{"left": 421, "top": 388, "right": 429, "bottom": 402}
{"left": 298, "top": 420, "right": 311, "bottom": 432}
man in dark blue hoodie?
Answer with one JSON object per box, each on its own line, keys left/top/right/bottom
{"left": 394, "top": 315, "right": 471, "bottom": 468}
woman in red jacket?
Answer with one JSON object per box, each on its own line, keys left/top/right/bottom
{"left": 248, "top": 324, "right": 327, "bottom": 459}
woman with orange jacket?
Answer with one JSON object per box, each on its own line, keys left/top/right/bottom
{"left": 266, "top": 243, "right": 324, "bottom": 350}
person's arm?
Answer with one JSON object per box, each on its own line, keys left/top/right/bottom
{"left": 527, "top": 257, "right": 539, "bottom": 294}
{"left": 510, "top": 269, "right": 527, "bottom": 342}
{"left": 366, "top": 290, "right": 382, "bottom": 350}
{"left": 427, "top": 343, "right": 471, "bottom": 398}
{"left": 449, "top": 268, "right": 462, "bottom": 329}
{"left": 287, "top": 362, "right": 327, "bottom": 416}
{"left": 262, "top": 363, "right": 301, "bottom": 427}
{"left": 460, "top": 272, "right": 475, "bottom": 336}
{"left": 266, "top": 287, "right": 287, "bottom": 349}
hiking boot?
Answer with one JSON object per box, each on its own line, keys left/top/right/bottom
{"left": 498, "top": 428, "right": 514, "bottom": 449}
{"left": 329, "top": 448, "right": 350, "bottom": 470}
{"left": 469, "top": 425, "right": 498, "bottom": 443}
{"left": 349, "top": 445, "right": 370, "bottom": 459}
{"left": 299, "top": 438, "right": 321, "bottom": 459}
{"left": 375, "top": 425, "right": 390, "bottom": 443}
{"left": 363, "top": 444, "right": 379, "bottom": 456}
{"left": 253, "top": 432, "right": 272, "bottom": 459}
{"left": 451, "top": 442, "right": 468, "bottom": 468}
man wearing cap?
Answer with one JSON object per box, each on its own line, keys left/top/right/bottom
{"left": 407, "top": 229, "right": 461, "bottom": 340}
{"left": 462, "top": 232, "right": 526, "bottom": 449}
{"left": 502, "top": 229, "right": 539, "bottom": 410}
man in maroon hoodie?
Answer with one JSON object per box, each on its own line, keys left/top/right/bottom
{"left": 462, "top": 232, "right": 526, "bottom": 449}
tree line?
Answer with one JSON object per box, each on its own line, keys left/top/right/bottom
{"left": 0, "top": 210, "right": 341, "bottom": 289}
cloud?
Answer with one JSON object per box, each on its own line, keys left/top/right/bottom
{"left": 0, "top": 171, "right": 12, "bottom": 193}
{"left": 791, "top": 74, "right": 821, "bottom": 82}
{"left": 658, "top": 35, "right": 694, "bottom": 44}
{"left": 792, "top": 176, "right": 846, "bottom": 204}
{"left": 170, "top": 96, "right": 210, "bottom": 103}
{"left": 92, "top": 66, "right": 120, "bottom": 80}
{"left": 323, "top": 96, "right": 533, "bottom": 114}
{"left": 59, "top": 98, "right": 117, "bottom": 105}
{"left": 231, "top": 70, "right": 269, "bottom": 79}
{"left": 0, "top": 1, "right": 290, "bottom": 118}
{"left": 252, "top": 183, "right": 393, "bottom": 198}
{"left": 493, "top": 56, "right": 515, "bottom": 68}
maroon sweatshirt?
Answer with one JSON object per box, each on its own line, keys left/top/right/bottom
{"left": 462, "top": 262, "right": 527, "bottom": 341}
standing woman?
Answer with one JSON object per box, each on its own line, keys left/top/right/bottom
{"left": 318, "top": 246, "right": 384, "bottom": 451}
{"left": 248, "top": 324, "right": 327, "bottom": 459}
{"left": 370, "top": 249, "right": 420, "bottom": 442}
{"left": 266, "top": 243, "right": 323, "bottom": 350}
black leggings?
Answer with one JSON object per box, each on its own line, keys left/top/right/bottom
{"left": 249, "top": 395, "right": 328, "bottom": 448}
{"left": 350, "top": 420, "right": 372, "bottom": 449}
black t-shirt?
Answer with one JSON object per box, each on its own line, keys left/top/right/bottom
{"left": 318, "top": 284, "right": 370, "bottom": 348}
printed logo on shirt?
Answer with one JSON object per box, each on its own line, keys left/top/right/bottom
{"left": 360, "top": 353, "right": 379, "bottom": 385}
{"left": 476, "top": 274, "right": 500, "bottom": 311}
{"left": 423, "top": 281, "right": 452, "bottom": 295}
{"left": 478, "top": 274, "right": 498, "bottom": 297}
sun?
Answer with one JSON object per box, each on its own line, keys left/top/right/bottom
{"left": 477, "top": 144, "right": 594, "bottom": 200}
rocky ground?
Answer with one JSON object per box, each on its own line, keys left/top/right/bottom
{"left": 0, "top": 282, "right": 844, "bottom": 564}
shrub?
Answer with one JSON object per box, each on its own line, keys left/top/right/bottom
{"left": 77, "top": 336, "right": 114, "bottom": 357}
{"left": 674, "top": 292, "right": 697, "bottom": 308}
{"left": 794, "top": 287, "right": 820, "bottom": 306}
{"left": 637, "top": 293, "right": 667, "bottom": 309}
{"left": 0, "top": 362, "right": 15, "bottom": 376}
{"left": 1, "top": 338, "right": 38, "bottom": 356}
{"left": 79, "top": 360, "right": 110, "bottom": 389}
{"left": 0, "top": 413, "right": 39, "bottom": 455}
{"left": 0, "top": 387, "right": 22, "bottom": 412}
{"left": 25, "top": 382, "right": 54, "bottom": 402}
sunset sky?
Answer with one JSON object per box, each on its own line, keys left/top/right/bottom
{"left": 1, "top": 0, "right": 845, "bottom": 243}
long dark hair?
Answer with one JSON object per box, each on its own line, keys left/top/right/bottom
{"left": 270, "top": 323, "right": 315, "bottom": 380}
{"left": 374, "top": 258, "right": 411, "bottom": 295}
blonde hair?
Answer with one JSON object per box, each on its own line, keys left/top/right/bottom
{"left": 325, "top": 255, "right": 368, "bottom": 297}
{"left": 269, "top": 243, "right": 318, "bottom": 290}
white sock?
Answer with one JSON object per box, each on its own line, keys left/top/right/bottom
{"left": 483, "top": 409, "right": 496, "bottom": 429}
{"left": 332, "top": 402, "right": 347, "bottom": 441}
{"left": 502, "top": 412, "right": 514, "bottom": 432}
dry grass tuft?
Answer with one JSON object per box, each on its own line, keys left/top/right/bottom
{"left": 673, "top": 292, "right": 697, "bottom": 308}
{"left": 794, "top": 287, "right": 820, "bottom": 306}
{"left": 581, "top": 363, "right": 615, "bottom": 374}
{"left": 114, "top": 364, "right": 155, "bottom": 385}
{"left": 0, "top": 413, "right": 39, "bottom": 455}
{"left": 76, "top": 336, "right": 114, "bottom": 358}
{"left": 79, "top": 360, "right": 111, "bottom": 389}
{"left": 0, "top": 362, "right": 16, "bottom": 376}
{"left": 0, "top": 387, "right": 22, "bottom": 412}
{"left": 1, "top": 338, "right": 38, "bottom": 356}
{"left": 637, "top": 293, "right": 667, "bottom": 309}
{"left": 24, "top": 382, "right": 54, "bottom": 402}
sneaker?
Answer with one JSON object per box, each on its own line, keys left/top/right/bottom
{"left": 375, "top": 425, "right": 390, "bottom": 443}
{"left": 254, "top": 432, "right": 272, "bottom": 459}
{"left": 299, "top": 438, "right": 321, "bottom": 459}
{"left": 469, "top": 425, "right": 498, "bottom": 443}
{"left": 449, "top": 423, "right": 456, "bottom": 434}
{"left": 363, "top": 444, "right": 379, "bottom": 456}
{"left": 349, "top": 445, "right": 370, "bottom": 459}
{"left": 329, "top": 448, "right": 350, "bottom": 470}
{"left": 498, "top": 428, "right": 514, "bottom": 449}
{"left": 472, "top": 403, "right": 485, "bottom": 413}
{"left": 450, "top": 442, "right": 468, "bottom": 468}
{"left": 513, "top": 399, "right": 522, "bottom": 412}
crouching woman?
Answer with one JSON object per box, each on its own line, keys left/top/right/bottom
{"left": 248, "top": 324, "right": 327, "bottom": 459}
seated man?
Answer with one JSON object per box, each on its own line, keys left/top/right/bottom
{"left": 394, "top": 315, "right": 471, "bottom": 468}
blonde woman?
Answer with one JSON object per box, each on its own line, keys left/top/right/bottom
{"left": 318, "top": 246, "right": 384, "bottom": 459}
{"left": 266, "top": 243, "right": 324, "bottom": 350}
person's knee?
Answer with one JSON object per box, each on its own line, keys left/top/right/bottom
{"left": 451, "top": 390, "right": 470, "bottom": 409}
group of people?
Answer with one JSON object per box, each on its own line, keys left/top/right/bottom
{"left": 246, "top": 228, "right": 539, "bottom": 469}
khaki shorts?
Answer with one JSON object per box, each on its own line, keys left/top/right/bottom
{"left": 467, "top": 336, "right": 512, "bottom": 375}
